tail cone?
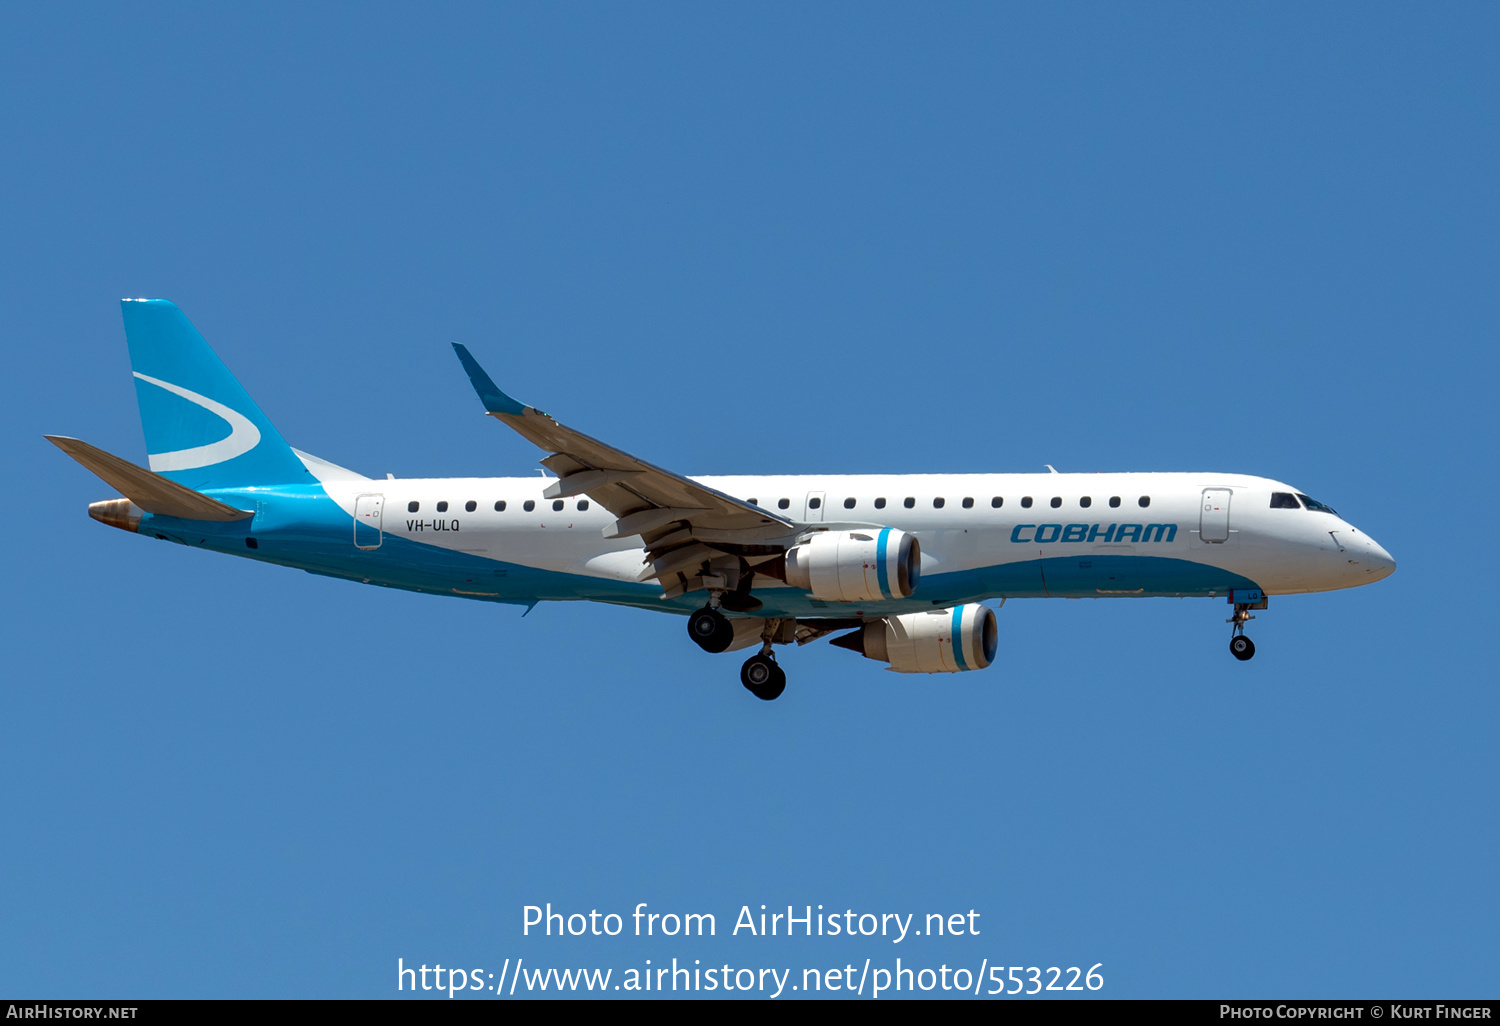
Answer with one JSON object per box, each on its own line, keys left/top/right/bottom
{"left": 89, "top": 498, "right": 143, "bottom": 533}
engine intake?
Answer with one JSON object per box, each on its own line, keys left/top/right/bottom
{"left": 784, "top": 528, "right": 920, "bottom": 602}
{"left": 834, "top": 603, "right": 997, "bottom": 673}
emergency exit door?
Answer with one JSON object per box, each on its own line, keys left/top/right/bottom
{"left": 354, "top": 493, "right": 384, "bottom": 549}
{"left": 804, "top": 490, "right": 826, "bottom": 522}
{"left": 1200, "top": 489, "right": 1231, "bottom": 543}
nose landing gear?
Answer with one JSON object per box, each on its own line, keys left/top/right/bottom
{"left": 1227, "top": 601, "right": 1261, "bottom": 661}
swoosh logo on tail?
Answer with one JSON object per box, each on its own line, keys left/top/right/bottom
{"left": 133, "top": 372, "right": 261, "bottom": 471}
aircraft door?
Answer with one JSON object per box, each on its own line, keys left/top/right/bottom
{"left": 804, "top": 490, "right": 826, "bottom": 522}
{"left": 354, "top": 493, "right": 384, "bottom": 549}
{"left": 1200, "top": 488, "right": 1231, "bottom": 543}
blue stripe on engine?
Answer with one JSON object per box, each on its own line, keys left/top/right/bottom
{"left": 875, "top": 527, "right": 891, "bottom": 599}
{"left": 951, "top": 605, "right": 969, "bottom": 670}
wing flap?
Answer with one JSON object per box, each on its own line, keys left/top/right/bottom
{"left": 541, "top": 468, "right": 642, "bottom": 500}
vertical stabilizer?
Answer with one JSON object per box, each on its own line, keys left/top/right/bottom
{"left": 120, "top": 299, "right": 308, "bottom": 490}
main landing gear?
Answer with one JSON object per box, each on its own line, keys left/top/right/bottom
{"left": 1228, "top": 603, "right": 1257, "bottom": 661}
{"left": 687, "top": 605, "right": 734, "bottom": 653}
{"left": 740, "top": 651, "right": 786, "bottom": 701}
{"left": 688, "top": 603, "right": 792, "bottom": 700}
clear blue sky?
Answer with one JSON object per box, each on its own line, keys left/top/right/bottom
{"left": 2, "top": 2, "right": 1495, "bottom": 999}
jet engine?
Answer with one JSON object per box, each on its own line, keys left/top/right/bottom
{"left": 783, "top": 528, "right": 920, "bottom": 602}
{"left": 832, "top": 603, "right": 997, "bottom": 673}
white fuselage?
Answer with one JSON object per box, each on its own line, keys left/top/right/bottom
{"left": 313, "top": 469, "right": 1394, "bottom": 614}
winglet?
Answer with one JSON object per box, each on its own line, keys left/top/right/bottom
{"left": 452, "top": 343, "right": 527, "bottom": 416}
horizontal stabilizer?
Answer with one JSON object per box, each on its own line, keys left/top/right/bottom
{"left": 46, "top": 435, "right": 253, "bottom": 522}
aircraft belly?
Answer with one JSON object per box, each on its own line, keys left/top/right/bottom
{"left": 391, "top": 523, "right": 637, "bottom": 576}
{"left": 1034, "top": 554, "right": 1258, "bottom": 598}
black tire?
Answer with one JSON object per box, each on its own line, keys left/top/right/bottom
{"left": 741, "top": 653, "right": 774, "bottom": 689}
{"left": 688, "top": 607, "right": 735, "bottom": 653}
{"left": 762, "top": 664, "right": 787, "bottom": 701}
{"left": 1230, "top": 635, "right": 1256, "bottom": 661}
{"left": 741, "top": 654, "right": 786, "bottom": 700}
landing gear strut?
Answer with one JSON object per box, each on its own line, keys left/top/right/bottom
{"left": 1228, "top": 603, "right": 1256, "bottom": 661}
{"left": 740, "top": 651, "right": 786, "bottom": 701}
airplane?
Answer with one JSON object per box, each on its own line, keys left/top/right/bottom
{"left": 49, "top": 299, "right": 1396, "bottom": 700}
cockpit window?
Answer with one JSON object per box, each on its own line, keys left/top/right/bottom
{"left": 1270, "top": 492, "right": 1301, "bottom": 509}
{"left": 1296, "top": 493, "right": 1338, "bottom": 515}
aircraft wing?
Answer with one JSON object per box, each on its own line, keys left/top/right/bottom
{"left": 453, "top": 344, "right": 796, "bottom": 597}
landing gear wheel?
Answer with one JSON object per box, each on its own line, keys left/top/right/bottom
{"left": 1230, "top": 635, "right": 1256, "bottom": 661}
{"left": 688, "top": 606, "right": 735, "bottom": 653}
{"left": 740, "top": 653, "right": 787, "bottom": 701}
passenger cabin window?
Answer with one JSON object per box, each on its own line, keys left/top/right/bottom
{"left": 874, "top": 497, "right": 887, "bottom": 509}
{"left": 1297, "top": 493, "right": 1338, "bottom": 515}
{"left": 962, "top": 497, "right": 974, "bottom": 509}
{"left": 933, "top": 497, "right": 945, "bottom": 509}
{"left": 1109, "top": 496, "right": 1121, "bottom": 508}
{"left": 903, "top": 497, "right": 915, "bottom": 509}
{"left": 1080, "top": 496, "right": 1092, "bottom": 508}
{"left": 1270, "top": 492, "right": 1301, "bottom": 509}
{"left": 577, "top": 500, "right": 589, "bottom": 511}
{"left": 494, "top": 500, "right": 506, "bottom": 512}
{"left": 808, "top": 497, "right": 822, "bottom": 509}
{"left": 524, "top": 500, "right": 536, "bottom": 512}
{"left": 552, "top": 499, "right": 565, "bottom": 511}
{"left": 843, "top": 497, "right": 856, "bottom": 509}
{"left": 437, "top": 501, "right": 448, "bottom": 513}
{"left": 777, "top": 498, "right": 790, "bottom": 510}
{"left": 1021, "top": 496, "right": 1033, "bottom": 508}
{"left": 1050, "top": 496, "right": 1062, "bottom": 508}
{"left": 1138, "top": 496, "right": 1151, "bottom": 508}
{"left": 991, "top": 496, "right": 1003, "bottom": 508}
{"left": 408, "top": 501, "right": 419, "bottom": 513}
{"left": 465, "top": 500, "right": 477, "bottom": 512}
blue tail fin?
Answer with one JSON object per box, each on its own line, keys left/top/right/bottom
{"left": 121, "top": 299, "right": 308, "bottom": 490}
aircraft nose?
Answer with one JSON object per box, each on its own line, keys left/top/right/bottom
{"left": 1363, "top": 535, "right": 1396, "bottom": 579}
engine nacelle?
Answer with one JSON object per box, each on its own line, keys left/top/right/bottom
{"left": 837, "top": 603, "right": 997, "bottom": 673}
{"left": 784, "top": 528, "right": 920, "bottom": 602}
